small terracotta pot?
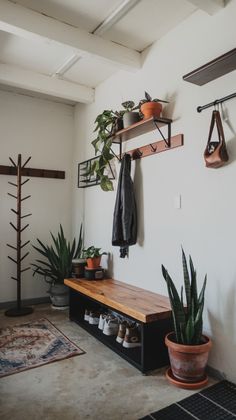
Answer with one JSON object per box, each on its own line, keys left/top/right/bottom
{"left": 86, "top": 256, "right": 101, "bottom": 269}
{"left": 165, "top": 332, "right": 212, "bottom": 383}
{"left": 140, "top": 102, "right": 162, "bottom": 119}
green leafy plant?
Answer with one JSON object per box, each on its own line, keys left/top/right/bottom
{"left": 90, "top": 109, "right": 124, "bottom": 191}
{"left": 121, "top": 100, "right": 138, "bottom": 112}
{"left": 82, "top": 246, "right": 107, "bottom": 259}
{"left": 161, "top": 248, "right": 207, "bottom": 345}
{"left": 139, "top": 91, "right": 169, "bottom": 105}
{"left": 32, "top": 225, "right": 83, "bottom": 284}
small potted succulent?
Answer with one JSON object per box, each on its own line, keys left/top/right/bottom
{"left": 139, "top": 91, "right": 169, "bottom": 119}
{"left": 161, "top": 248, "right": 212, "bottom": 389}
{"left": 83, "top": 246, "right": 107, "bottom": 269}
{"left": 121, "top": 100, "right": 140, "bottom": 128}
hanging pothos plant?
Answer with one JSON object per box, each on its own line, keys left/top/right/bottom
{"left": 90, "top": 109, "right": 124, "bottom": 191}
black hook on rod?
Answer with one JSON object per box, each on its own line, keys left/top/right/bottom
{"left": 197, "top": 92, "right": 236, "bottom": 113}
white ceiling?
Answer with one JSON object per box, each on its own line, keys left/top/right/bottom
{"left": 0, "top": 0, "right": 225, "bottom": 103}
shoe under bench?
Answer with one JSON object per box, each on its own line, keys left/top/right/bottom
{"left": 64, "top": 278, "right": 172, "bottom": 373}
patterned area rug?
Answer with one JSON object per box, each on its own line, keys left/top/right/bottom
{"left": 0, "top": 318, "right": 85, "bottom": 378}
{"left": 140, "top": 380, "right": 236, "bottom": 419}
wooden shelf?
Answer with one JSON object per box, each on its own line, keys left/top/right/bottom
{"left": 112, "top": 116, "right": 172, "bottom": 144}
{"left": 183, "top": 48, "right": 236, "bottom": 86}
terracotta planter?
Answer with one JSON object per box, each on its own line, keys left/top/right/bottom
{"left": 165, "top": 332, "right": 212, "bottom": 383}
{"left": 140, "top": 102, "right": 162, "bottom": 119}
{"left": 86, "top": 256, "right": 101, "bottom": 269}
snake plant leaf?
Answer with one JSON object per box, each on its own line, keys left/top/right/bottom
{"left": 182, "top": 247, "right": 191, "bottom": 311}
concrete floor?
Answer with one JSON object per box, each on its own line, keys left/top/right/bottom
{"left": 0, "top": 304, "right": 216, "bottom": 420}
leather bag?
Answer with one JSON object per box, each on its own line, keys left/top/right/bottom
{"left": 204, "top": 110, "right": 229, "bottom": 168}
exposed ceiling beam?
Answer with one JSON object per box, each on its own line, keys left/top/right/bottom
{"left": 0, "top": 0, "right": 141, "bottom": 71}
{"left": 0, "top": 64, "right": 94, "bottom": 104}
{"left": 186, "top": 0, "right": 225, "bottom": 15}
{"left": 93, "top": 0, "right": 141, "bottom": 35}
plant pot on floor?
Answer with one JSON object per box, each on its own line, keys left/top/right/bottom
{"left": 165, "top": 332, "right": 212, "bottom": 388}
{"left": 48, "top": 284, "right": 69, "bottom": 309}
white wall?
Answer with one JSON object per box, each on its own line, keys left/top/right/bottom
{"left": 73, "top": 2, "right": 236, "bottom": 381}
{"left": 0, "top": 90, "right": 74, "bottom": 302}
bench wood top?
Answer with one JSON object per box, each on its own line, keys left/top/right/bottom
{"left": 64, "top": 278, "right": 171, "bottom": 323}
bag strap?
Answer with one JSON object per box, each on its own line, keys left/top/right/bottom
{"left": 207, "top": 110, "right": 225, "bottom": 146}
{"left": 215, "top": 110, "right": 226, "bottom": 146}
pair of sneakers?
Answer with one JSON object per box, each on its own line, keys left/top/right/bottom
{"left": 116, "top": 321, "right": 141, "bottom": 348}
{"left": 98, "top": 314, "right": 119, "bottom": 336}
{"left": 84, "top": 309, "right": 100, "bottom": 325}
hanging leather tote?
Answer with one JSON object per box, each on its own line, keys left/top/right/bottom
{"left": 204, "top": 110, "right": 229, "bottom": 168}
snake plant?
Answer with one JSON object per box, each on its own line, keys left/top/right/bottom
{"left": 32, "top": 224, "right": 83, "bottom": 284}
{"left": 161, "top": 248, "right": 207, "bottom": 345}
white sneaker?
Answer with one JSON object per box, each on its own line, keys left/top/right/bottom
{"left": 103, "top": 316, "right": 119, "bottom": 336}
{"left": 84, "top": 309, "right": 90, "bottom": 322}
{"left": 88, "top": 311, "right": 100, "bottom": 325}
{"left": 98, "top": 314, "right": 107, "bottom": 330}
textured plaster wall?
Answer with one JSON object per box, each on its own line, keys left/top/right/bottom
{"left": 0, "top": 91, "right": 74, "bottom": 302}
{"left": 73, "top": 2, "right": 236, "bottom": 382}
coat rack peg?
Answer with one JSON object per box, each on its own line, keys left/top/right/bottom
{"left": 7, "top": 243, "right": 17, "bottom": 250}
{"left": 20, "top": 252, "right": 29, "bottom": 262}
{"left": 11, "top": 276, "right": 18, "bottom": 281}
{"left": 9, "top": 157, "right": 16, "bottom": 167}
{"left": 21, "top": 179, "right": 30, "bottom": 186}
{"left": 20, "top": 224, "right": 29, "bottom": 233}
{"left": 20, "top": 240, "right": 30, "bottom": 249}
{"left": 21, "top": 213, "right": 32, "bottom": 219}
{"left": 10, "top": 222, "right": 18, "bottom": 231}
{"left": 132, "top": 148, "right": 143, "bottom": 160}
{"left": 21, "top": 267, "right": 31, "bottom": 273}
{"left": 8, "top": 181, "right": 17, "bottom": 187}
{"left": 8, "top": 256, "right": 17, "bottom": 264}
{"left": 8, "top": 193, "right": 17, "bottom": 199}
{"left": 22, "top": 156, "right": 31, "bottom": 169}
{"left": 150, "top": 143, "right": 157, "bottom": 152}
{"left": 11, "top": 208, "right": 18, "bottom": 215}
{"left": 21, "top": 195, "right": 31, "bottom": 202}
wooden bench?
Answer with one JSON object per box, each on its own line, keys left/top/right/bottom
{"left": 64, "top": 278, "right": 172, "bottom": 373}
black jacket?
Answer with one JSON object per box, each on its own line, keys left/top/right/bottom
{"left": 112, "top": 154, "right": 137, "bottom": 258}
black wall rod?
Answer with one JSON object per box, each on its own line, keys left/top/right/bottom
{"left": 197, "top": 92, "right": 236, "bottom": 113}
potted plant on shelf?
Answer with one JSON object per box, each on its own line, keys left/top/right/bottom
{"left": 139, "top": 91, "right": 169, "bottom": 119}
{"left": 161, "top": 248, "right": 212, "bottom": 389}
{"left": 32, "top": 225, "right": 83, "bottom": 308}
{"left": 90, "top": 109, "right": 124, "bottom": 191}
{"left": 83, "top": 246, "right": 107, "bottom": 269}
{"left": 121, "top": 100, "right": 140, "bottom": 128}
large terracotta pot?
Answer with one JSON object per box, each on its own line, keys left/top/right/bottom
{"left": 140, "top": 102, "right": 162, "bottom": 119}
{"left": 165, "top": 332, "right": 212, "bottom": 383}
{"left": 86, "top": 256, "right": 101, "bottom": 269}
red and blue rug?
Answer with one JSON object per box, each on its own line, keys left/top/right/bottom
{"left": 0, "top": 318, "right": 85, "bottom": 378}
